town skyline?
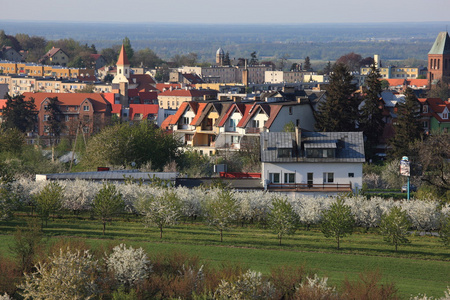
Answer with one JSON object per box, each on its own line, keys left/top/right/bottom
{"left": 3, "top": 0, "right": 450, "bottom": 25}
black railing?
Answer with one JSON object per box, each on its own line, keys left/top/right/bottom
{"left": 267, "top": 183, "right": 352, "bottom": 191}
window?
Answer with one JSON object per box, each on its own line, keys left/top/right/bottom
{"left": 423, "top": 121, "right": 428, "bottom": 128}
{"left": 269, "top": 173, "right": 280, "bottom": 183}
{"left": 443, "top": 112, "right": 449, "bottom": 120}
{"left": 323, "top": 172, "right": 334, "bottom": 183}
{"left": 83, "top": 105, "right": 89, "bottom": 111}
{"left": 278, "top": 148, "right": 292, "bottom": 158}
{"left": 306, "top": 148, "right": 335, "bottom": 158}
{"left": 289, "top": 107, "right": 293, "bottom": 115}
{"left": 43, "top": 115, "right": 49, "bottom": 121}
{"left": 65, "top": 115, "right": 69, "bottom": 122}
{"left": 348, "top": 173, "right": 354, "bottom": 178}
{"left": 183, "top": 117, "right": 189, "bottom": 124}
{"left": 284, "top": 173, "right": 295, "bottom": 183}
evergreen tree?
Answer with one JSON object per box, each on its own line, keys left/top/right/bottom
{"left": 359, "top": 65, "right": 385, "bottom": 160}
{"left": 315, "top": 63, "right": 360, "bottom": 132}
{"left": 223, "top": 52, "right": 231, "bottom": 66}
{"left": 250, "top": 51, "right": 258, "bottom": 65}
{"left": 2, "top": 94, "right": 36, "bottom": 133}
{"left": 388, "top": 88, "right": 423, "bottom": 159}
{"left": 303, "top": 56, "right": 311, "bottom": 71}
{"left": 44, "top": 97, "right": 64, "bottom": 161}
{"left": 323, "top": 61, "right": 332, "bottom": 75}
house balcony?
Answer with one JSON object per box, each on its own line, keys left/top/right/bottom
{"left": 245, "top": 127, "right": 266, "bottom": 134}
{"left": 267, "top": 183, "right": 352, "bottom": 192}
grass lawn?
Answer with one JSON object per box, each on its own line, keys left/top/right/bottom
{"left": 0, "top": 215, "right": 449, "bottom": 299}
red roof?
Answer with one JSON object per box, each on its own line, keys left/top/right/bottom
{"left": 237, "top": 103, "right": 259, "bottom": 128}
{"left": 418, "top": 98, "right": 450, "bottom": 122}
{"left": 385, "top": 79, "right": 406, "bottom": 87}
{"left": 408, "top": 79, "right": 428, "bottom": 87}
{"left": 0, "top": 99, "right": 7, "bottom": 110}
{"left": 76, "top": 75, "right": 97, "bottom": 82}
{"left": 22, "top": 92, "right": 111, "bottom": 112}
{"left": 110, "top": 104, "right": 122, "bottom": 115}
{"left": 169, "top": 102, "right": 190, "bottom": 125}
{"left": 44, "top": 47, "right": 66, "bottom": 58}
{"left": 129, "top": 104, "right": 159, "bottom": 120}
{"left": 117, "top": 44, "right": 130, "bottom": 66}
{"left": 90, "top": 54, "right": 103, "bottom": 60}
{"left": 264, "top": 105, "right": 283, "bottom": 129}
{"left": 191, "top": 103, "right": 208, "bottom": 125}
{"left": 160, "top": 115, "right": 173, "bottom": 130}
{"left": 156, "top": 83, "right": 182, "bottom": 92}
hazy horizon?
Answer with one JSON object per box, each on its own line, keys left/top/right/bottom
{"left": 3, "top": 0, "right": 450, "bottom": 25}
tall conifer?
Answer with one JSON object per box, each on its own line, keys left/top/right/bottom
{"left": 359, "top": 65, "right": 384, "bottom": 160}
{"left": 389, "top": 88, "right": 423, "bottom": 159}
{"left": 315, "top": 63, "right": 359, "bottom": 132}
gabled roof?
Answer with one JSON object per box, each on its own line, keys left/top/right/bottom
{"left": 117, "top": 44, "right": 130, "bottom": 66}
{"left": 385, "top": 79, "right": 407, "bottom": 87}
{"left": 22, "top": 92, "right": 111, "bottom": 112}
{"left": 110, "top": 103, "right": 122, "bottom": 115}
{"left": 238, "top": 103, "right": 269, "bottom": 128}
{"left": 160, "top": 115, "right": 173, "bottom": 130}
{"left": 263, "top": 105, "right": 283, "bottom": 129}
{"left": 429, "top": 31, "right": 450, "bottom": 55}
{"left": 408, "top": 79, "right": 428, "bottom": 87}
{"left": 90, "top": 54, "right": 104, "bottom": 60}
{"left": 419, "top": 98, "right": 450, "bottom": 122}
{"left": 169, "top": 102, "right": 190, "bottom": 125}
{"left": 182, "top": 73, "right": 204, "bottom": 84}
{"left": 44, "top": 47, "right": 67, "bottom": 58}
{"left": 190, "top": 103, "right": 208, "bottom": 125}
{"left": 217, "top": 103, "right": 238, "bottom": 127}
{"left": 237, "top": 103, "right": 257, "bottom": 127}
{"left": 129, "top": 74, "right": 156, "bottom": 91}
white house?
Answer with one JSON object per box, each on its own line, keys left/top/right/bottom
{"left": 261, "top": 131, "right": 365, "bottom": 194}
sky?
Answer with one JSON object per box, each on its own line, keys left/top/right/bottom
{"left": 2, "top": 0, "right": 450, "bottom": 24}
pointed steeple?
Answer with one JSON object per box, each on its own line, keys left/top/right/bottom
{"left": 428, "top": 31, "right": 450, "bottom": 55}
{"left": 117, "top": 44, "right": 130, "bottom": 66}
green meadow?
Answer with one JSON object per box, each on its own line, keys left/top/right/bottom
{"left": 0, "top": 216, "right": 449, "bottom": 299}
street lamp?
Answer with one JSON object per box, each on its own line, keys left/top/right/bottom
{"left": 400, "top": 156, "right": 411, "bottom": 200}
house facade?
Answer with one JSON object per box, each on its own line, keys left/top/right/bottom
{"left": 260, "top": 131, "right": 365, "bottom": 193}
{"left": 40, "top": 47, "right": 69, "bottom": 66}
{"left": 22, "top": 92, "right": 113, "bottom": 144}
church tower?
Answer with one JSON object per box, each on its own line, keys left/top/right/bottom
{"left": 113, "top": 44, "right": 131, "bottom": 108}
{"left": 113, "top": 44, "right": 131, "bottom": 84}
{"left": 216, "top": 47, "right": 225, "bottom": 66}
{"left": 428, "top": 31, "right": 450, "bottom": 85}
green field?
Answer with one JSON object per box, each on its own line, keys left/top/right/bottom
{"left": 0, "top": 216, "right": 449, "bottom": 299}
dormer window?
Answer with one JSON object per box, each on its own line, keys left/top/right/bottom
{"left": 304, "top": 142, "right": 337, "bottom": 158}
{"left": 443, "top": 112, "right": 448, "bottom": 120}
{"left": 423, "top": 105, "right": 428, "bottom": 113}
{"left": 277, "top": 148, "right": 292, "bottom": 158}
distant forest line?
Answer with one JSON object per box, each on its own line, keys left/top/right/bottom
{"left": 0, "top": 20, "right": 446, "bottom": 64}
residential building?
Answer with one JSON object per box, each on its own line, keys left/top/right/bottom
{"left": 89, "top": 54, "right": 107, "bottom": 70}
{"left": 1, "top": 46, "right": 23, "bottom": 62}
{"left": 264, "top": 70, "right": 305, "bottom": 83}
{"left": 260, "top": 131, "right": 365, "bottom": 194}
{"left": 419, "top": 98, "right": 450, "bottom": 133}
{"left": 157, "top": 87, "right": 217, "bottom": 109}
{"left": 167, "top": 98, "right": 316, "bottom": 156}
{"left": 0, "top": 60, "right": 94, "bottom": 78}
{"left": 22, "top": 92, "right": 113, "bottom": 144}
{"left": 179, "top": 65, "right": 272, "bottom": 84}
{"left": 40, "top": 47, "right": 69, "bottom": 66}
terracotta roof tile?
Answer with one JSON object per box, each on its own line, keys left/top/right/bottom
{"left": 129, "top": 104, "right": 159, "bottom": 120}
{"left": 22, "top": 92, "right": 111, "bottom": 112}
{"left": 169, "top": 102, "right": 189, "bottom": 125}
{"left": 117, "top": 44, "right": 130, "bottom": 66}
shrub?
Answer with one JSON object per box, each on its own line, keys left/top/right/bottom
{"left": 19, "top": 247, "right": 101, "bottom": 300}
{"left": 106, "top": 244, "right": 151, "bottom": 290}
{"left": 214, "top": 269, "right": 276, "bottom": 300}
{"left": 294, "top": 274, "right": 338, "bottom": 300}
{"left": 341, "top": 271, "right": 400, "bottom": 300}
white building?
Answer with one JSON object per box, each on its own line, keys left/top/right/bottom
{"left": 261, "top": 131, "right": 365, "bottom": 194}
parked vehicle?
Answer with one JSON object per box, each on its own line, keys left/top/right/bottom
{"left": 401, "top": 184, "right": 417, "bottom": 193}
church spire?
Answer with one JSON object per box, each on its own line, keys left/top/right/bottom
{"left": 117, "top": 44, "right": 130, "bottom": 66}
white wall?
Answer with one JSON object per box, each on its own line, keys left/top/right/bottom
{"left": 269, "top": 105, "right": 315, "bottom": 132}
{"left": 262, "top": 162, "right": 363, "bottom": 191}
